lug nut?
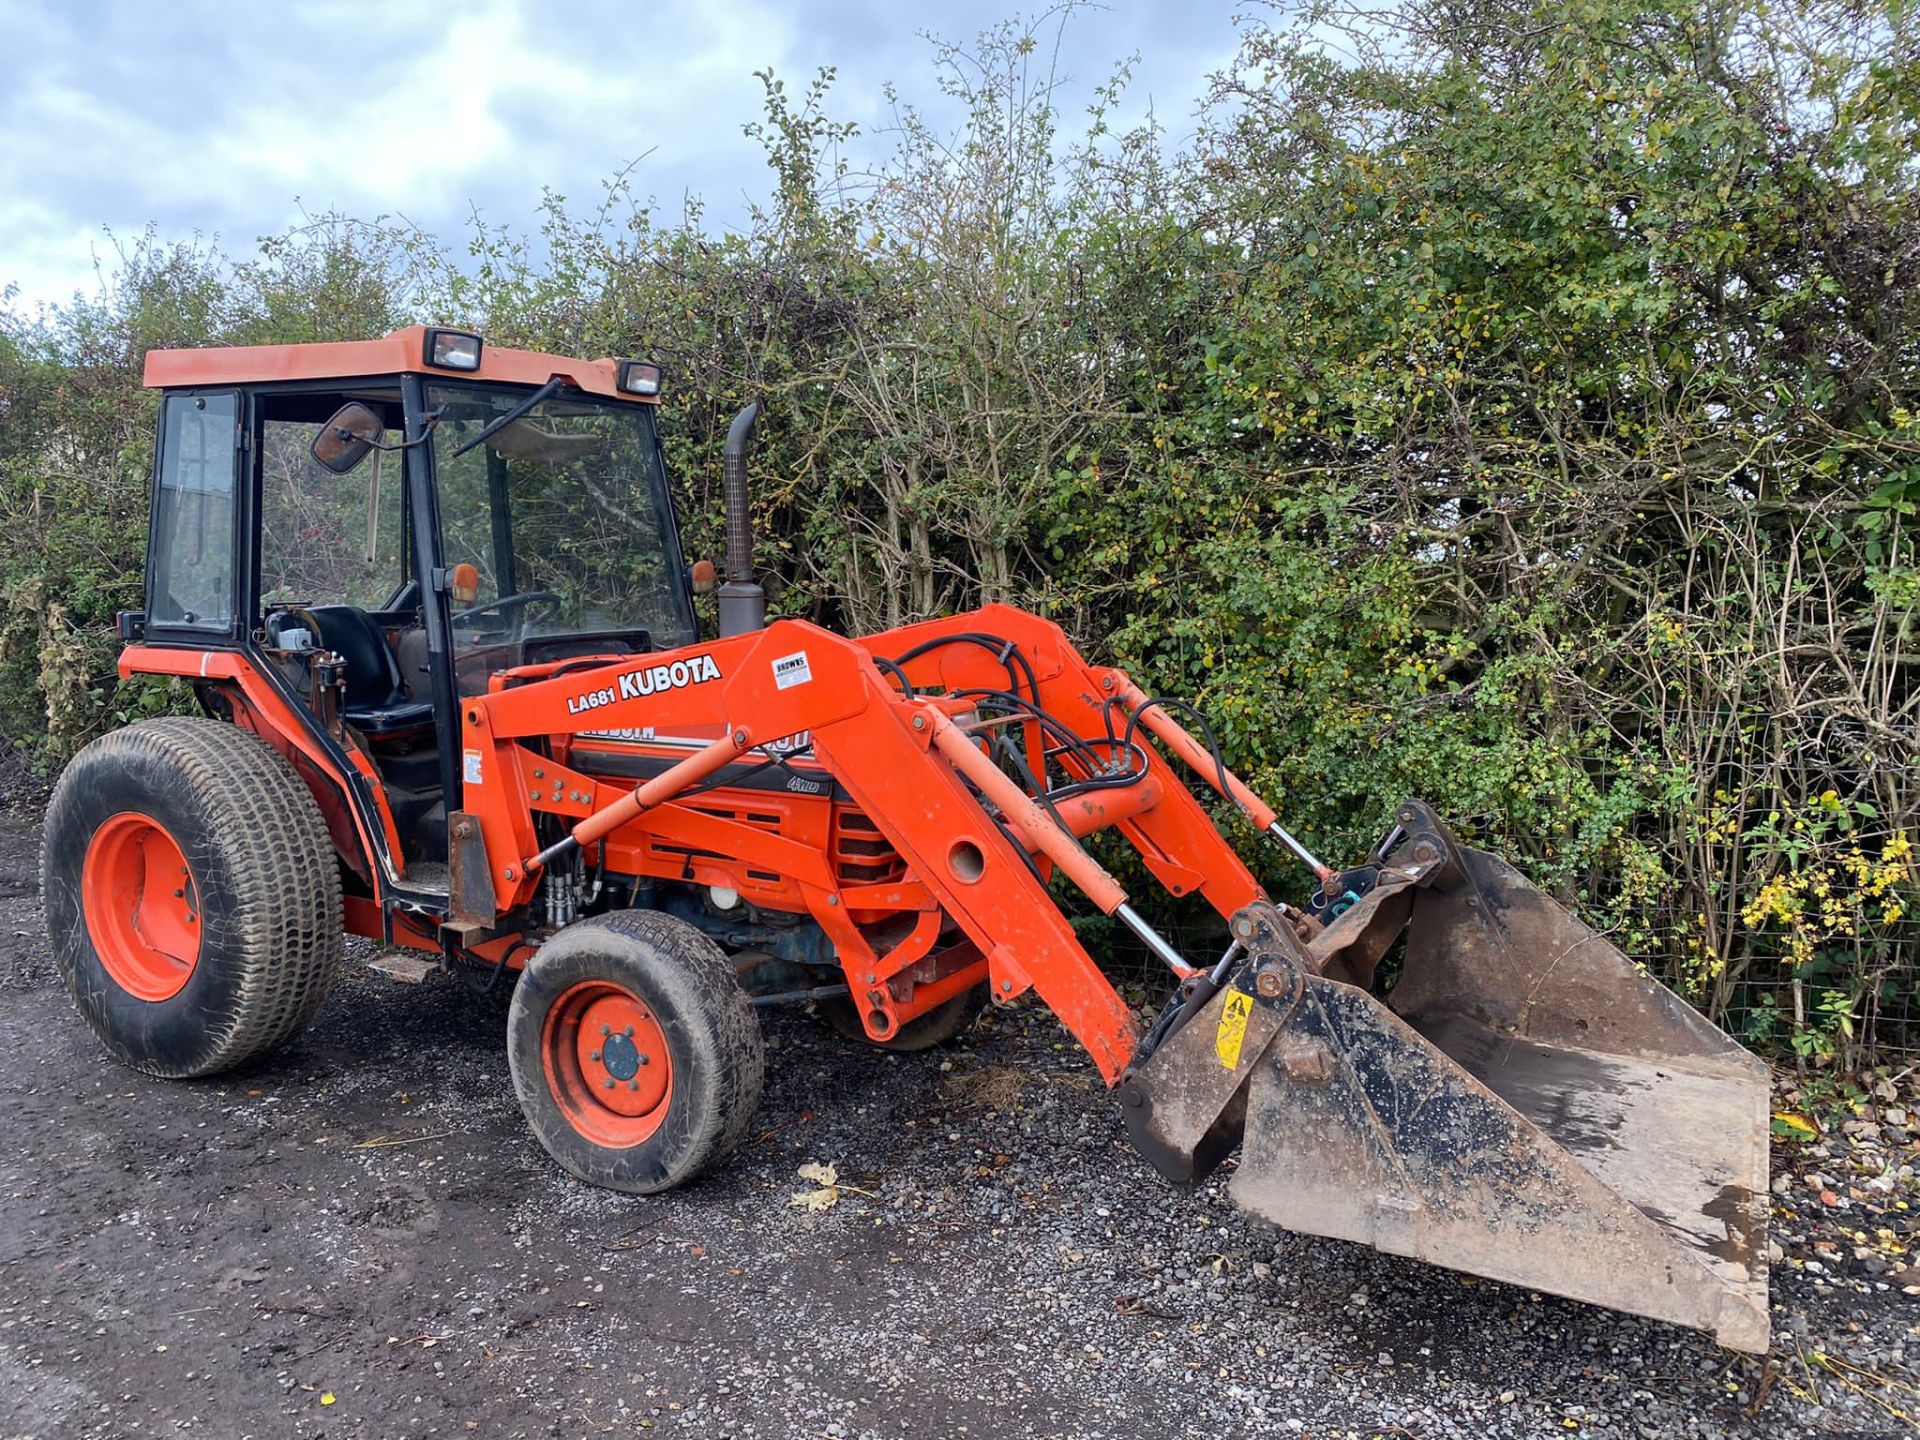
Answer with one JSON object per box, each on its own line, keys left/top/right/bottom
{"left": 603, "top": 1078, "right": 616, "bottom": 1090}
{"left": 589, "top": 1050, "right": 602, "bottom": 1062}
{"left": 600, "top": 1024, "right": 611, "bottom": 1036}
{"left": 623, "top": 1026, "right": 635, "bottom": 1039}
{"left": 628, "top": 1080, "right": 640, "bottom": 1092}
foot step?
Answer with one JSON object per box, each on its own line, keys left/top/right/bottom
{"left": 368, "top": 951, "right": 441, "bottom": 984}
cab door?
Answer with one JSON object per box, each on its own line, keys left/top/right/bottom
{"left": 146, "top": 391, "right": 243, "bottom": 641}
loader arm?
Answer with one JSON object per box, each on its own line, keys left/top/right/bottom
{"left": 458, "top": 613, "right": 1772, "bottom": 1353}
{"left": 458, "top": 615, "right": 1257, "bottom": 1081}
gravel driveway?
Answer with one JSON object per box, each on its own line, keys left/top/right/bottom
{"left": 0, "top": 809, "right": 1913, "bottom": 1439}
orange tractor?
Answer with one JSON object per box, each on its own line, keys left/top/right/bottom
{"left": 43, "top": 327, "right": 1771, "bottom": 1349}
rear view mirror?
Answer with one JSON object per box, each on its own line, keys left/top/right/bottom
{"left": 312, "top": 402, "right": 383, "bottom": 475}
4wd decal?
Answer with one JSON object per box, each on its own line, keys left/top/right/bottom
{"left": 566, "top": 653, "right": 723, "bottom": 715}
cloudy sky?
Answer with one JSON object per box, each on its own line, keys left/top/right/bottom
{"left": 0, "top": 0, "right": 1250, "bottom": 314}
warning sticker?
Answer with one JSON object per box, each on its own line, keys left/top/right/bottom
{"left": 463, "top": 748, "right": 484, "bottom": 785}
{"left": 1215, "top": 990, "right": 1255, "bottom": 1070}
{"left": 771, "top": 650, "right": 813, "bottom": 690}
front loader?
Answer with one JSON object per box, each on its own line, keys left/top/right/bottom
{"left": 42, "top": 327, "right": 1770, "bottom": 1351}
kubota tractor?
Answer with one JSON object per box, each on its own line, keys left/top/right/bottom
{"left": 42, "top": 327, "right": 1771, "bottom": 1350}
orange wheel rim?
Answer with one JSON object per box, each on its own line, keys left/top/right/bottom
{"left": 541, "top": 980, "right": 674, "bottom": 1147}
{"left": 81, "top": 811, "right": 202, "bottom": 1002}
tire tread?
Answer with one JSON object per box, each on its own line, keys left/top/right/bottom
{"left": 508, "top": 909, "right": 764, "bottom": 1193}
{"left": 43, "top": 717, "right": 343, "bottom": 1077}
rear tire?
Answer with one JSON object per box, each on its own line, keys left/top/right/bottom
{"left": 42, "top": 717, "right": 343, "bottom": 1078}
{"left": 508, "top": 910, "right": 764, "bottom": 1194}
{"left": 818, "top": 983, "right": 987, "bottom": 1052}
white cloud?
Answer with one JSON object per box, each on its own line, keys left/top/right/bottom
{"left": 0, "top": 0, "right": 1242, "bottom": 315}
{"left": 217, "top": 5, "right": 599, "bottom": 205}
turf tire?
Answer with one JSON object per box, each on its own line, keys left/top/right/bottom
{"left": 42, "top": 717, "right": 343, "bottom": 1078}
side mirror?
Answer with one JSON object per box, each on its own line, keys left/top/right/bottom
{"left": 689, "top": 559, "right": 718, "bottom": 596}
{"left": 311, "top": 402, "right": 384, "bottom": 475}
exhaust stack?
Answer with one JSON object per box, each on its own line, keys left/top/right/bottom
{"left": 718, "top": 401, "right": 764, "bottom": 637}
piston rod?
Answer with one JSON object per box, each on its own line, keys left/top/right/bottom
{"left": 1115, "top": 902, "right": 1195, "bottom": 979}
{"left": 1266, "top": 820, "right": 1330, "bottom": 879}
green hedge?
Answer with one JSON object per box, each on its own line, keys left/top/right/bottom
{"left": 3, "top": 1, "right": 1914, "bottom": 1065}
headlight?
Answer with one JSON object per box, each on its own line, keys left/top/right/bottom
{"left": 424, "top": 327, "right": 483, "bottom": 370}
{"left": 617, "top": 359, "right": 663, "bottom": 396}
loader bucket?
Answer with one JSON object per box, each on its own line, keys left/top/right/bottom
{"left": 1120, "top": 801, "right": 1772, "bottom": 1353}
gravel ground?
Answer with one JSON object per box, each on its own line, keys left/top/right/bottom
{"left": 0, "top": 809, "right": 1915, "bottom": 1439}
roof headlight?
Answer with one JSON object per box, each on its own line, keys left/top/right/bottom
{"left": 424, "top": 327, "right": 483, "bottom": 371}
{"left": 617, "top": 359, "right": 663, "bottom": 396}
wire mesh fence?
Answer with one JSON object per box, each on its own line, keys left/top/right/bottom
{"left": 1094, "top": 797, "right": 1920, "bottom": 1075}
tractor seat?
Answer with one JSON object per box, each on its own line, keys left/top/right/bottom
{"left": 302, "top": 605, "right": 435, "bottom": 736}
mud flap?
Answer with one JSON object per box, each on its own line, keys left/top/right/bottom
{"left": 1120, "top": 803, "right": 1771, "bottom": 1353}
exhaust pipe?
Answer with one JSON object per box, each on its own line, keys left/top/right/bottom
{"left": 718, "top": 401, "right": 764, "bottom": 637}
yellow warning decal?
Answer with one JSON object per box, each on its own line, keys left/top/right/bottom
{"left": 1215, "top": 990, "right": 1255, "bottom": 1070}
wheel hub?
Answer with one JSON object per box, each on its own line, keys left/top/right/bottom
{"left": 544, "top": 982, "right": 674, "bottom": 1144}
{"left": 598, "top": 1029, "right": 643, "bottom": 1081}
{"left": 80, "top": 811, "right": 202, "bottom": 1002}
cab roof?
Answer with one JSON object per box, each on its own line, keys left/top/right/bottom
{"left": 141, "top": 325, "right": 658, "bottom": 404}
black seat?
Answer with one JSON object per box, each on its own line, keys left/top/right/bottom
{"left": 304, "top": 605, "right": 435, "bottom": 736}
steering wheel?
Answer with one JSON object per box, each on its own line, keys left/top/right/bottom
{"left": 450, "top": 590, "right": 562, "bottom": 636}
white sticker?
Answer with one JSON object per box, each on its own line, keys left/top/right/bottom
{"left": 772, "top": 650, "right": 813, "bottom": 690}
{"left": 463, "top": 748, "right": 484, "bottom": 785}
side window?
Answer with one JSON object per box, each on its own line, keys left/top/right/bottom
{"left": 260, "top": 412, "right": 407, "bottom": 609}
{"left": 149, "top": 393, "right": 239, "bottom": 631}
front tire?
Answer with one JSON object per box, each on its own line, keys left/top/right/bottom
{"left": 42, "top": 717, "right": 343, "bottom": 1078}
{"left": 508, "top": 911, "right": 764, "bottom": 1194}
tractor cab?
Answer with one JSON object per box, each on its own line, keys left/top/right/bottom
{"left": 129, "top": 326, "right": 694, "bottom": 880}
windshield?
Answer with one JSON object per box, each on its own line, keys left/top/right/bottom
{"left": 428, "top": 383, "right": 694, "bottom": 662}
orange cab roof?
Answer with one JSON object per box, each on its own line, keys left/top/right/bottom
{"left": 141, "top": 325, "right": 658, "bottom": 403}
